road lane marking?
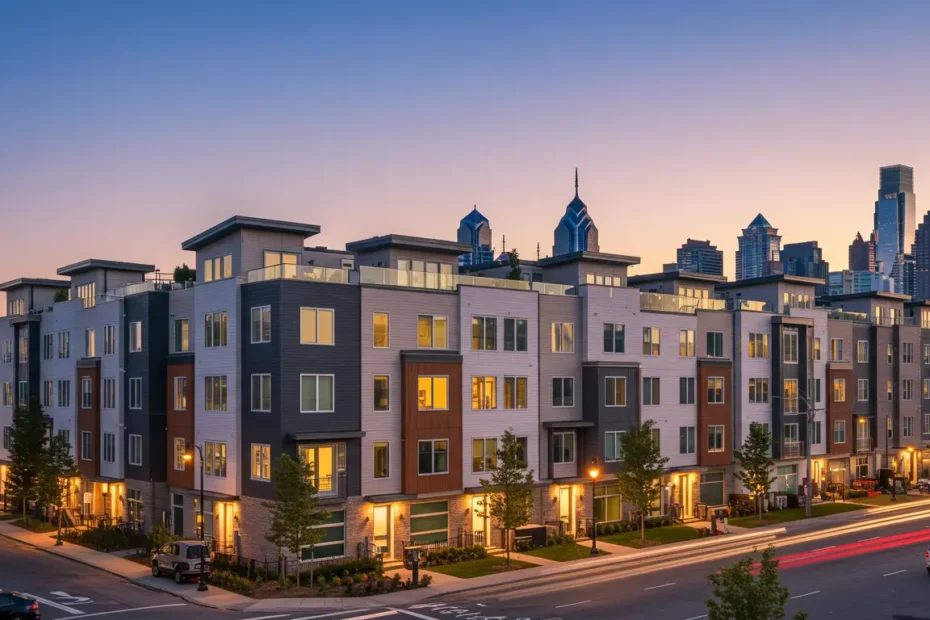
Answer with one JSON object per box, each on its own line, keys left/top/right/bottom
{"left": 241, "top": 616, "right": 291, "bottom": 620}
{"left": 21, "top": 593, "right": 83, "bottom": 615}
{"left": 683, "top": 615, "right": 708, "bottom": 620}
{"left": 790, "top": 591, "right": 820, "bottom": 600}
{"left": 392, "top": 609, "right": 443, "bottom": 620}
{"left": 858, "top": 536, "right": 880, "bottom": 542}
{"left": 555, "top": 600, "right": 591, "bottom": 609}
{"left": 644, "top": 582, "right": 676, "bottom": 591}
{"left": 70, "top": 603, "right": 187, "bottom": 618}
{"left": 477, "top": 603, "right": 487, "bottom": 607}
{"left": 292, "top": 612, "right": 366, "bottom": 620}
{"left": 343, "top": 612, "right": 398, "bottom": 620}
{"left": 812, "top": 545, "right": 835, "bottom": 552}
{"left": 883, "top": 569, "right": 907, "bottom": 577}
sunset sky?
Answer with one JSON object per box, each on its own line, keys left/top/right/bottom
{"left": 2, "top": 1, "right": 930, "bottom": 307}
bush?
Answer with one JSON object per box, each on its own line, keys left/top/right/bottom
{"left": 310, "top": 559, "right": 381, "bottom": 584}
{"left": 643, "top": 515, "right": 673, "bottom": 529}
{"left": 514, "top": 538, "right": 534, "bottom": 552}
{"left": 419, "top": 574, "right": 433, "bottom": 588}
{"left": 845, "top": 489, "right": 868, "bottom": 499}
{"left": 420, "top": 544, "right": 487, "bottom": 567}
{"left": 546, "top": 533, "right": 575, "bottom": 546}
{"left": 210, "top": 569, "right": 255, "bottom": 595}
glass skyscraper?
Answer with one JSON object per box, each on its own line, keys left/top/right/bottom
{"left": 873, "top": 165, "right": 916, "bottom": 291}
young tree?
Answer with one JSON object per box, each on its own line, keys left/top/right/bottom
{"left": 173, "top": 263, "right": 196, "bottom": 284}
{"left": 706, "top": 546, "right": 808, "bottom": 620}
{"left": 734, "top": 422, "right": 776, "bottom": 521}
{"left": 615, "top": 420, "right": 669, "bottom": 540}
{"left": 478, "top": 429, "right": 535, "bottom": 565}
{"left": 262, "top": 453, "right": 330, "bottom": 588}
{"left": 506, "top": 249, "right": 522, "bottom": 280}
{"left": 6, "top": 398, "right": 50, "bottom": 522}
{"left": 37, "top": 434, "right": 77, "bottom": 545}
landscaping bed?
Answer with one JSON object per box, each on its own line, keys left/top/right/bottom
{"left": 600, "top": 525, "right": 700, "bottom": 548}
{"left": 12, "top": 518, "right": 58, "bottom": 533}
{"left": 729, "top": 502, "right": 865, "bottom": 528}
{"left": 522, "top": 542, "right": 607, "bottom": 561}
{"left": 425, "top": 556, "right": 535, "bottom": 579}
{"left": 854, "top": 493, "right": 925, "bottom": 506}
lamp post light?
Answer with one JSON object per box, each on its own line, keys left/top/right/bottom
{"left": 183, "top": 445, "right": 208, "bottom": 592}
{"left": 588, "top": 458, "right": 600, "bottom": 557}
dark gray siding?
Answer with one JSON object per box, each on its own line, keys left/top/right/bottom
{"left": 771, "top": 321, "right": 812, "bottom": 458}
{"left": 922, "top": 329, "right": 930, "bottom": 437}
{"left": 582, "top": 363, "right": 639, "bottom": 475}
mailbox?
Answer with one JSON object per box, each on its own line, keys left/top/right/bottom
{"left": 404, "top": 546, "right": 421, "bottom": 571}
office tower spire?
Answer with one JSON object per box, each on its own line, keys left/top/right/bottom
{"left": 553, "top": 168, "right": 599, "bottom": 256}
{"left": 457, "top": 206, "right": 494, "bottom": 266}
{"left": 735, "top": 214, "right": 782, "bottom": 280}
{"left": 849, "top": 231, "right": 877, "bottom": 272}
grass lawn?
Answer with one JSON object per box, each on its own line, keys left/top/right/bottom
{"left": 853, "top": 494, "right": 924, "bottom": 506}
{"left": 729, "top": 502, "right": 865, "bottom": 528}
{"left": 522, "top": 543, "right": 608, "bottom": 562}
{"left": 600, "top": 525, "right": 701, "bottom": 549}
{"left": 426, "top": 556, "right": 536, "bottom": 579}
{"left": 12, "top": 518, "right": 58, "bottom": 533}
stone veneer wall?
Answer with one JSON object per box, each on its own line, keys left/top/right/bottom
{"left": 124, "top": 479, "right": 170, "bottom": 535}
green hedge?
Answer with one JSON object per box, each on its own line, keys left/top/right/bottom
{"left": 420, "top": 544, "right": 487, "bottom": 567}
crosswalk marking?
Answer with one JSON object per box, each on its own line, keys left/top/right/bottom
{"left": 21, "top": 592, "right": 83, "bottom": 615}
{"left": 343, "top": 612, "right": 398, "bottom": 620}
{"left": 290, "top": 611, "right": 366, "bottom": 620}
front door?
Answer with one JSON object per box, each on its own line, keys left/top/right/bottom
{"left": 558, "top": 486, "right": 573, "bottom": 534}
{"left": 172, "top": 494, "right": 184, "bottom": 537}
{"left": 677, "top": 475, "right": 693, "bottom": 518}
{"left": 373, "top": 504, "right": 392, "bottom": 559}
{"left": 471, "top": 496, "right": 488, "bottom": 545}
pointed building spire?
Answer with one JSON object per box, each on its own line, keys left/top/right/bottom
{"left": 574, "top": 167, "right": 579, "bottom": 197}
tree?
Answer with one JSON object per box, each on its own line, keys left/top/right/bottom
{"left": 6, "top": 398, "right": 50, "bottom": 522}
{"left": 53, "top": 289, "right": 69, "bottom": 302}
{"left": 506, "top": 249, "right": 522, "bottom": 280}
{"left": 706, "top": 546, "right": 808, "bottom": 620}
{"left": 173, "top": 263, "right": 196, "bottom": 284}
{"left": 478, "top": 430, "right": 535, "bottom": 565}
{"left": 262, "top": 453, "right": 330, "bottom": 588}
{"left": 734, "top": 422, "right": 776, "bottom": 521}
{"left": 37, "top": 434, "right": 77, "bottom": 545}
{"left": 615, "top": 420, "right": 669, "bottom": 540}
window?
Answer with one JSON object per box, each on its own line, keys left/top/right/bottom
{"left": 2, "top": 426, "right": 10, "bottom": 449}
{"left": 374, "top": 442, "right": 390, "bottom": 479}
{"left": 708, "top": 425, "right": 724, "bottom": 452}
{"left": 42, "top": 381, "right": 53, "bottom": 408}
{"left": 812, "top": 421, "right": 822, "bottom": 445}
{"left": 887, "top": 416, "right": 894, "bottom": 439}
{"left": 651, "top": 428, "right": 661, "bottom": 449}
{"left": 16, "top": 381, "right": 27, "bottom": 406}
{"left": 263, "top": 250, "right": 299, "bottom": 269}
{"left": 514, "top": 436, "right": 529, "bottom": 469}
{"left": 833, "top": 379, "right": 846, "bottom": 402}
{"left": 103, "top": 433, "right": 116, "bottom": 464}
{"left": 204, "top": 312, "right": 228, "bottom": 348}
{"left": 552, "top": 432, "right": 575, "bottom": 464}
{"left": 7, "top": 298, "right": 24, "bottom": 316}
{"left": 603, "top": 323, "right": 625, "bottom": 353}
{"left": 813, "top": 337, "right": 821, "bottom": 361}
{"left": 472, "top": 438, "right": 498, "bottom": 472}
{"left": 748, "top": 333, "right": 769, "bottom": 358}
{"left": 251, "top": 374, "right": 272, "bottom": 412}
{"left": 251, "top": 444, "right": 271, "bottom": 480}
{"left": 783, "top": 329, "right": 798, "bottom": 363}
{"left": 924, "top": 344, "right": 930, "bottom": 364}
{"left": 888, "top": 344, "right": 894, "bottom": 364}
{"left": 128, "top": 434, "right": 142, "bottom": 466}
{"left": 503, "top": 318, "right": 528, "bottom": 352}
{"left": 679, "top": 426, "right": 696, "bottom": 454}
{"left": 42, "top": 334, "right": 53, "bottom": 360}
{"left": 374, "top": 376, "right": 390, "bottom": 411}
{"left": 126, "top": 489, "right": 143, "bottom": 523}
{"left": 605, "top": 431, "right": 624, "bottom": 461}
{"left": 251, "top": 306, "right": 271, "bottom": 344}
{"left": 833, "top": 421, "right": 847, "bottom": 444}
{"left": 925, "top": 414, "right": 930, "bottom": 435}
{"left": 904, "top": 416, "right": 914, "bottom": 437}
{"left": 749, "top": 378, "right": 769, "bottom": 403}
{"left": 856, "top": 455, "right": 870, "bottom": 478}
{"left": 924, "top": 379, "right": 930, "bottom": 400}
{"left": 830, "top": 338, "right": 844, "bottom": 362}
{"left": 471, "top": 376, "right": 497, "bottom": 410}
{"left": 815, "top": 378, "right": 822, "bottom": 403}
{"left": 18, "top": 332, "right": 28, "bottom": 363}
{"left": 784, "top": 422, "right": 800, "bottom": 444}
{"left": 1, "top": 340, "right": 11, "bottom": 364}
{"left": 174, "top": 319, "right": 189, "bottom": 352}
{"left": 126, "top": 321, "right": 141, "bottom": 353}
{"left": 904, "top": 342, "right": 914, "bottom": 364}
{"left": 58, "top": 331, "right": 70, "bottom": 358}
{"left": 417, "top": 376, "right": 449, "bottom": 410}
{"left": 707, "top": 377, "right": 724, "bottom": 403}
{"left": 706, "top": 332, "right": 724, "bottom": 358}
{"left": 643, "top": 377, "right": 661, "bottom": 405}
{"left": 1, "top": 383, "right": 10, "bottom": 406}
{"left": 77, "top": 282, "right": 96, "bottom": 308}
{"left": 81, "top": 431, "right": 92, "bottom": 461}
{"left": 679, "top": 377, "right": 695, "bottom": 405}
{"left": 594, "top": 483, "right": 623, "bottom": 522}
{"left": 417, "top": 315, "right": 448, "bottom": 349}
{"left": 552, "top": 322, "right": 574, "bottom": 353}
{"left": 104, "top": 325, "right": 116, "bottom": 356}
{"left": 204, "top": 254, "right": 232, "bottom": 282}
{"left": 679, "top": 329, "right": 694, "bottom": 357}
{"left": 783, "top": 379, "right": 799, "bottom": 413}
{"left": 373, "top": 313, "right": 389, "bottom": 348}
{"left": 81, "top": 377, "right": 92, "bottom": 409}
{"left": 204, "top": 375, "right": 228, "bottom": 411}
{"left": 300, "top": 374, "right": 334, "bottom": 412}
{"left": 887, "top": 380, "right": 893, "bottom": 401}
{"left": 418, "top": 440, "right": 448, "bottom": 475}
{"left": 904, "top": 379, "right": 914, "bottom": 401}
{"left": 606, "top": 377, "right": 627, "bottom": 407}
{"left": 856, "top": 340, "right": 869, "bottom": 363}
{"left": 174, "top": 377, "right": 187, "bottom": 410}
{"left": 472, "top": 317, "right": 497, "bottom": 350}
{"left": 409, "top": 500, "right": 449, "bottom": 545}
{"left": 204, "top": 441, "right": 227, "bottom": 477}
{"left": 503, "top": 377, "right": 527, "bottom": 409}
{"left": 174, "top": 438, "right": 186, "bottom": 471}
{"left": 57, "top": 380, "right": 70, "bottom": 408}
{"left": 129, "top": 377, "right": 142, "bottom": 409}
{"left": 300, "top": 307, "right": 335, "bottom": 345}
{"left": 551, "top": 377, "right": 574, "bottom": 407}
{"left": 857, "top": 379, "right": 869, "bottom": 402}
{"left": 102, "top": 378, "right": 116, "bottom": 409}
{"left": 84, "top": 328, "right": 96, "bottom": 358}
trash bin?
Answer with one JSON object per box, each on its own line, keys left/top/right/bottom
{"left": 710, "top": 511, "right": 717, "bottom": 534}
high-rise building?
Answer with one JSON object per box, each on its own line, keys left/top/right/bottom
{"left": 874, "top": 165, "right": 916, "bottom": 290}
{"left": 915, "top": 212, "right": 930, "bottom": 300}
{"left": 676, "top": 239, "right": 723, "bottom": 276}
{"left": 735, "top": 214, "right": 782, "bottom": 280}
{"left": 781, "top": 241, "right": 829, "bottom": 296}
{"left": 457, "top": 206, "right": 494, "bottom": 266}
{"left": 828, "top": 270, "right": 895, "bottom": 295}
{"left": 553, "top": 169, "right": 599, "bottom": 256}
{"left": 849, "top": 231, "right": 877, "bottom": 272}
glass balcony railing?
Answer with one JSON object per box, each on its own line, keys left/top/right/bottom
{"left": 726, "top": 299, "right": 773, "bottom": 312}
{"left": 828, "top": 309, "right": 870, "bottom": 322}
{"left": 782, "top": 441, "right": 804, "bottom": 459}
{"left": 639, "top": 292, "right": 726, "bottom": 314}
{"left": 359, "top": 266, "right": 574, "bottom": 296}
{"left": 247, "top": 264, "right": 350, "bottom": 284}
{"left": 104, "top": 280, "right": 193, "bottom": 299}
{"left": 855, "top": 436, "right": 873, "bottom": 453}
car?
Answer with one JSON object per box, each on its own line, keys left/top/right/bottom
{"left": 0, "top": 591, "right": 40, "bottom": 619}
{"left": 151, "top": 541, "right": 212, "bottom": 584}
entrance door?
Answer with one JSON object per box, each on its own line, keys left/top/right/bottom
{"left": 677, "top": 475, "right": 693, "bottom": 518}
{"left": 558, "top": 486, "right": 573, "bottom": 534}
{"left": 471, "top": 496, "right": 488, "bottom": 545}
{"left": 373, "top": 505, "right": 392, "bottom": 559}
{"left": 172, "top": 494, "right": 184, "bottom": 537}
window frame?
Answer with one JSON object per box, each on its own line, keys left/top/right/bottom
{"left": 81, "top": 431, "right": 92, "bottom": 461}
{"left": 129, "top": 321, "right": 142, "bottom": 353}
{"left": 471, "top": 376, "right": 497, "bottom": 410}
{"left": 833, "top": 420, "right": 847, "bottom": 444}
{"left": 857, "top": 340, "right": 869, "bottom": 363}
{"left": 80, "top": 377, "right": 92, "bottom": 409}
{"left": 551, "top": 377, "right": 575, "bottom": 408}
{"left": 103, "top": 432, "right": 116, "bottom": 464}
{"left": 642, "top": 376, "right": 661, "bottom": 406}
{"left": 551, "top": 322, "right": 575, "bottom": 354}
{"left": 748, "top": 333, "right": 769, "bottom": 359}
{"left": 552, "top": 431, "right": 576, "bottom": 464}
{"left": 417, "top": 439, "right": 449, "bottom": 476}
{"left": 643, "top": 327, "right": 661, "bottom": 356}
{"left": 706, "top": 331, "right": 724, "bottom": 358}
{"left": 174, "top": 438, "right": 186, "bottom": 471}
{"left": 373, "top": 312, "right": 390, "bottom": 348}
{"left": 471, "top": 437, "right": 498, "bottom": 473}
{"left": 251, "top": 443, "right": 271, "bottom": 481}
{"left": 471, "top": 316, "right": 497, "bottom": 351}
{"left": 203, "top": 375, "right": 228, "bottom": 411}
{"left": 680, "top": 426, "right": 696, "bottom": 454}
{"left": 830, "top": 338, "right": 844, "bottom": 362}
{"left": 605, "top": 431, "right": 624, "bottom": 462}
{"left": 605, "top": 376, "right": 627, "bottom": 408}
{"left": 250, "top": 306, "right": 272, "bottom": 344}
{"left": 299, "top": 373, "right": 335, "bottom": 413}
{"left": 373, "top": 375, "right": 390, "bottom": 412}
{"left": 603, "top": 322, "right": 625, "bottom": 354}
{"left": 204, "top": 311, "right": 228, "bottom": 348}
{"left": 707, "top": 425, "right": 725, "bottom": 452}
{"left": 680, "top": 376, "right": 695, "bottom": 405}
{"left": 503, "top": 376, "right": 528, "bottom": 410}
{"left": 300, "top": 307, "right": 335, "bottom": 346}
{"left": 128, "top": 434, "right": 143, "bottom": 466}
{"left": 104, "top": 325, "right": 117, "bottom": 356}
{"left": 417, "top": 375, "right": 449, "bottom": 411}
{"left": 417, "top": 315, "right": 448, "bottom": 349}
{"left": 679, "top": 329, "right": 695, "bottom": 357}
{"left": 833, "top": 378, "right": 846, "bottom": 403}
{"left": 783, "top": 329, "right": 799, "bottom": 364}
{"left": 858, "top": 378, "right": 869, "bottom": 402}
{"left": 374, "top": 441, "right": 390, "bottom": 479}
{"left": 749, "top": 377, "right": 769, "bottom": 404}
{"left": 707, "top": 377, "right": 724, "bottom": 404}
{"left": 503, "top": 317, "right": 528, "bottom": 352}
{"left": 129, "top": 377, "right": 142, "bottom": 410}
{"left": 251, "top": 373, "right": 272, "bottom": 412}
{"left": 174, "top": 376, "right": 188, "bottom": 411}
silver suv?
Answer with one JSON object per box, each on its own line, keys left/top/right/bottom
{"left": 151, "top": 541, "right": 212, "bottom": 584}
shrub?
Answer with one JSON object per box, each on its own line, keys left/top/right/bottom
{"left": 331, "top": 576, "right": 342, "bottom": 588}
{"left": 546, "top": 533, "right": 575, "bottom": 546}
{"left": 643, "top": 515, "right": 672, "bottom": 529}
{"left": 514, "top": 538, "right": 534, "bottom": 552}
{"left": 316, "top": 575, "right": 327, "bottom": 589}
{"left": 419, "top": 574, "right": 433, "bottom": 588}
{"left": 312, "top": 559, "right": 381, "bottom": 583}
{"left": 210, "top": 569, "right": 255, "bottom": 595}
{"left": 391, "top": 573, "right": 402, "bottom": 589}
{"left": 420, "top": 544, "right": 487, "bottom": 567}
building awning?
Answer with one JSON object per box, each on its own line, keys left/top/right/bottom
{"left": 85, "top": 476, "right": 123, "bottom": 484}
{"left": 289, "top": 431, "right": 365, "bottom": 441}
{"left": 170, "top": 487, "right": 239, "bottom": 502}
{"left": 542, "top": 421, "right": 595, "bottom": 429}
{"left": 364, "top": 493, "right": 417, "bottom": 503}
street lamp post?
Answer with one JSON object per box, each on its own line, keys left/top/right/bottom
{"left": 885, "top": 416, "right": 896, "bottom": 502}
{"left": 184, "top": 445, "right": 208, "bottom": 592}
{"left": 588, "top": 458, "right": 600, "bottom": 557}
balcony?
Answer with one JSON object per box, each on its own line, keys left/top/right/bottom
{"left": 316, "top": 472, "right": 346, "bottom": 499}
{"left": 828, "top": 309, "right": 870, "bottom": 322}
{"left": 856, "top": 436, "right": 873, "bottom": 453}
{"left": 359, "top": 266, "right": 574, "bottom": 296}
{"left": 727, "top": 299, "right": 773, "bottom": 312}
{"left": 782, "top": 440, "right": 804, "bottom": 459}
{"left": 247, "top": 264, "right": 350, "bottom": 285}
{"left": 104, "top": 280, "right": 193, "bottom": 300}
{"left": 639, "top": 292, "right": 726, "bottom": 314}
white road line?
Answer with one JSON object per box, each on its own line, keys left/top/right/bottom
{"left": 477, "top": 603, "right": 487, "bottom": 607}
{"left": 644, "top": 582, "right": 676, "bottom": 591}
{"left": 883, "top": 569, "right": 907, "bottom": 577}
{"left": 292, "top": 612, "right": 366, "bottom": 620}
{"left": 343, "top": 612, "right": 398, "bottom": 620}
{"left": 683, "top": 615, "right": 709, "bottom": 620}
{"left": 812, "top": 545, "right": 836, "bottom": 552}
{"left": 858, "top": 536, "right": 880, "bottom": 542}
{"left": 790, "top": 591, "right": 821, "bottom": 600}
{"left": 21, "top": 593, "right": 83, "bottom": 615}
{"left": 555, "top": 600, "right": 591, "bottom": 609}
{"left": 68, "top": 604, "right": 187, "bottom": 618}
{"left": 241, "top": 616, "right": 292, "bottom": 620}
{"left": 392, "top": 609, "right": 443, "bottom": 620}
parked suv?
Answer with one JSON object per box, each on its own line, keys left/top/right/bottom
{"left": 151, "top": 541, "right": 212, "bottom": 584}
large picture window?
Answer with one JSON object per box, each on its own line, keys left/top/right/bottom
{"left": 410, "top": 501, "right": 448, "bottom": 545}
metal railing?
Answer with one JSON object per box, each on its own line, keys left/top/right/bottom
{"left": 727, "top": 299, "right": 773, "bottom": 312}
{"left": 104, "top": 280, "right": 192, "bottom": 299}
{"left": 828, "top": 309, "right": 870, "bottom": 322}
{"left": 359, "top": 266, "right": 574, "bottom": 296}
{"left": 855, "top": 436, "right": 873, "bottom": 452}
{"left": 400, "top": 531, "right": 485, "bottom": 559}
{"left": 782, "top": 441, "right": 804, "bottom": 459}
{"left": 247, "top": 264, "right": 350, "bottom": 284}
{"left": 639, "top": 292, "right": 726, "bottom": 314}
{"left": 316, "top": 473, "right": 346, "bottom": 499}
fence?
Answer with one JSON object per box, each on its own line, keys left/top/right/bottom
{"left": 400, "top": 531, "right": 485, "bottom": 559}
